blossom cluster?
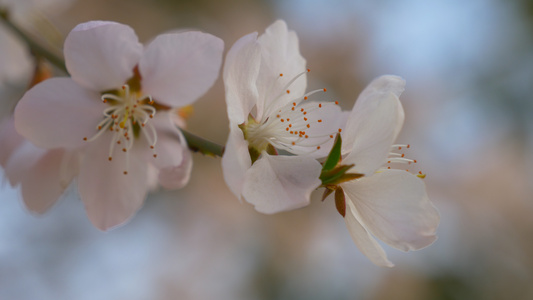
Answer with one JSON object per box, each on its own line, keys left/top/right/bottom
{"left": 0, "top": 16, "right": 439, "bottom": 266}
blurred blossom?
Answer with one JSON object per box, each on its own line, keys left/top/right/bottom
{"left": 0, "top": 0, "right": 74, "bottom": 86}
{"left": 14, "top": 20, "right": 223, "bottom": 230}
{"left": 222, "top": 20, "right": 343, "bottom": 213}
{"left": 326, "top": 76, "right": 439, "bottom": 267}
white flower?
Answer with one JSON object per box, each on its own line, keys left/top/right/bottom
{"left": 222, "top": 20, "right": 343, "bottom": 213}
{"left": 338, "top": 75, "right": 439, "bottom": 267}
{"left": 14, "top": 21, "right": 223, "bottom": 230}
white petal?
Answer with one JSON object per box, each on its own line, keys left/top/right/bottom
{"left": 343, "top": 170, "right": 439, "bottom": 251}
{"left": 14, "top": 78, "right": 105, "bottom": 149}
{"left": 221, "top": 123, "right": 251, "bottom": 200}
{"left": 342, "top": 76, "right": 405, "bottom": 175}
{"left": 345, "top": 201, "right": 394, "bottom": 267}
{"left": 255, "top": 20, "right": 307, "bottom": 120}
{"left": 140, "top": 31, "right": 224, "bottom": 107}
{"left": 64, "top": 21, "right": 143, "bottom": 91}
{"left": 157, "top": 142, "right": 192, "bottom": 190}
{"left": 242, "top": 153, "right": 321, "bottom": 214}
{"left": 223, "top": 32, "right": 261, "bottom": 124}
{"left": 343, "top": 75, "right": 405, "bottom": 147}
{"left": 141, "top": 113, "right": 192, "bottom": 190}
{"left": 7, "top": 147, "right": 77, "bottom": 213}
{"left": 78, "top": 135, "right": 149, "bottom": 230}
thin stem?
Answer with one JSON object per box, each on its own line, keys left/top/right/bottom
{"left": 0, "top": 9, "right": 67, "bottom": 73}
{"left": 181, "top": 129, "right": 225, "bottom": 157}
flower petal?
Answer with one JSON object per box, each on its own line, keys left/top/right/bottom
{"left": 345, "top": 200, "right": 394, "bottom": 267}
{"left": 221, "top": 123, "right": 251, "bottom": 200}
{"left": 342, "top": 76, "right": 406, "bottom": 175}
{"left": 343, "top": 170, "right": 439, "bottom": 251}
{"left": 255, "top": 20, "right": 307, "bottom": 120}
{"left": 14, "top": 78, "right": 105, "bottom": 149}
{"left": 64, "top": 21, "right": 143, "bottom": 91}
{"left": 140, "top": 31, "right": 224, "bottom": 107}
{"left": 78, "top": 135, "right": 149, "bottom": 230}
{"left": 6, "top": 146, "right": 78, "bottom": 213}
{"left": 223, "top": 32, "right": 261, "bottom": 124}
{"left": 138, "top": 112, "right": 192, "bottom": 190}
{"left": 242, "top": 152, "right": 321, "bottom": 214}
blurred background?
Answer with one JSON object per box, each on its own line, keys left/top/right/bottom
{"left": 1, "top": 0, "right": 533, "bottom": 299}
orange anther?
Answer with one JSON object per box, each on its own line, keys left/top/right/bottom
{"left": 338, "top": 128, "right": 342, "bottom": 132}
{"left": 317, "top": 146, "right": 321, "bottom": 150}
{"left": 307, "top": 124, "right": 310, "bottom": 128}
{"left": 304, "top": 117, "right": 308, "bottom": 121}
{"left": 304, "top": 96, "right": 308, "bottom": 100}
{"left": 124, "top": 171, "right": 128, "bottom": 175}
{"left": 286, "top": 90, "right": 290, "bottom": 94}
{"left": 292, "top": 142, "right": 296, "bottom": 145}
{"left": 293, "top": 102, "right": 296, "bottom": 106}
{"left": 330, "top": 135, "right": 333, "bottom": 138}
{"left": 153, "top": 154, "right": 157, "bottom": 158}
{"left": 122, "top": 148, "right": 127, "bottom": 152}
{"left": 319, "top": 103, "right": 322, "bottom": 108}
{"left": 281, "top": 119, "right": 285, "bottom": 122}
{"left": 150, "top": 145, "right": 154, "bottom": 149}
{"left": 323, "top": 88, "right": 327, "bottom": 92}
{"left": 108, "top": 157, "right": 112, "bottom": 161}
{"left": 318, "top": 119, "right": 322, "bottom": 123}
{"left": 280, "top": 73, "right": 283, "bottom": 77}
{"left": 83, "top": 137, "right": 87, "bottom": 141}
{"left": 307, "top": 68, "right": 310, "bottom": 72}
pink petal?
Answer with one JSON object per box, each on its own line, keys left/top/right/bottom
{"left": 221, "top": 123, "right": 251, "bottom": 200}
{"left": 64, "top": 21, "right": 143, "bottom": 92}
{"left": 223, "top": 32, "right": 261, "bottom": 124}
{"left": 139, "top": 31, "right": 224, "bottom": 107}
{"left": 345, "top": 200, "right": 394, "bottom": 267}
{"left": 6, "top": 146, "right": 78, "bottom": 213}
{"left": 342, "top": 76, "right": 405, "bottom": 175}
{"left": 137, "top": 112, "right": 192, "bottom": 190}
{"left": 78, "top": 135, "right": 149, "bottom": 230}
{"left": 343, "top": 170, "right": 439, "bottom": 251}
{"left": 255, "top": 20, "right": 307, "bottom": 120}
{"left": 14, "top": 78, "right": 105, "bottom": 149}
{"left": 242, "top": 153, "right": 321, "bottom": 214}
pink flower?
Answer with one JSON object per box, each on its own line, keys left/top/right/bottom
{"left": 14, "top": 21, "right": 223, "bottom": 230}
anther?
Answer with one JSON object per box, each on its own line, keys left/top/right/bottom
{"left": 317, "top": 146, "right": 321, "bottom": 150}
{"left": 279, "top": 73, "right": 283, "bottom": 77}
{"left": 307, "top": 68, "right": 310, "bottom": 72}
{"left": 286, "top": 90, "right": 290, "bottom": 94}
{"left": 83, "top": 137, "right": 87, "bottom": 141}
{"left": 318, "top": 119, "right": 322, "bottom": 123}
{"left": 124, "top": 171, "right": 128, "bottom": 175}
{"left": 122, "top": 148, "right": 127, "bottom": 152}
{"left": 338, "top": 128, "right": 342, "bottom": 133}
{"left": 323, "top": 88, "right": 327, "bottom": 92}
{"left": 108, "top": 157, "right": 112, "bottom": 161}
{"left": 153, "top": 154, "right": 157, "bottom": 158}
{"left": 319, "top": 104, "right": 322, "bottom": 108}
{"left": 304, "top": 97, "right": 308, "bottom": 100}
{"left": 335, "top": 101, "right": 339, "bottom": 105}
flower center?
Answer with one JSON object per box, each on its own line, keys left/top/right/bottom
{"left": 83, "top": 84, "right": 158, "bottom": 174}
{"left": 242, "top": 70, "right": 341, "bottom": 156}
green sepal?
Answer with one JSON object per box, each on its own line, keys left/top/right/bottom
{"left": 322, "top": 133, "right": 342, "bottom": 172}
